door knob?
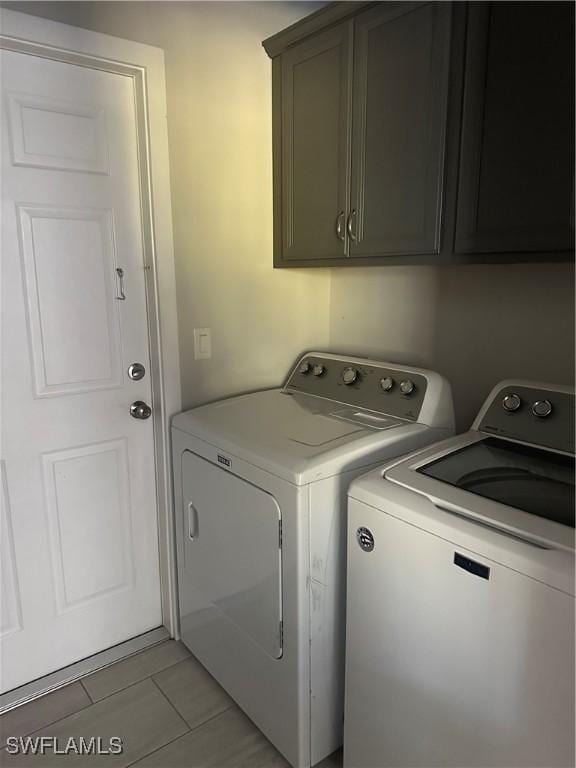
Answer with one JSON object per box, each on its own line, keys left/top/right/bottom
{"left": 130, "top": 400, "right": 152, "bottom": 419}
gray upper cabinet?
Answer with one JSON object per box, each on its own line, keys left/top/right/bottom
{"left": 263, "top": 1, "right": 575, "bottom": 267}
{"left": 279, "top": 23, "right": 352, "bottom": 261}
{"left": 349, "top": 2, "right": 451, "bottom": 258}
{"left": 454, "top": 2, "right": 575, "bottom": 256}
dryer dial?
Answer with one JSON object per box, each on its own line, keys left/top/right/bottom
{"left": 380, "top": 376, "right": 394, "bottom": 392}
{"left": 342, "top": 367, "right": 359, "bottom": 385}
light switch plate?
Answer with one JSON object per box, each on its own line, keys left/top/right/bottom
{"left": 193, "top": 327, "right": 212, "bottom": 359}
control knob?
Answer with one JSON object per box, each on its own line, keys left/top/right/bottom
{"left": 312, "top": 364, "right": 326, "bottom": 377}
{"left": 298, "top": 362, "right": 311, "bottom": 375}
{"left": 379, "top": 376, "right": 394, "bottom": 392}
{"left": 342, "top": 367, "right": 359, "bottom": 386}
{"left": 400, "top": 379, "right": 415, "bottom": 396}
{"left": 532, "top": 399, "right": 553, "bottom": 418}
{"left": 502, "top": 393, "right": 521, "bottom": 412}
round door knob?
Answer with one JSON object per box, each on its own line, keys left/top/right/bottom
{"left": 380, "top": 376, "right": 394, "bottom": 392}
{"left": 312, "top": 364, "right": 326, "bottom": 377}
{"left": 532, "top": 399, "right": 553, "bottom": 418}
{"left": 342, "top": 367, "right": 359, "bottom": 385}
{"left": 502, "top": 393, "right": 521, "bottom": 412}
{"left": 299, "top": 362, "right": 311, "bottom": 375}
{"left": 400, "top": 379, "right": 415, "bottom": 396}
{"left": 130, "top": 400, "right": 152, "bottom": 419}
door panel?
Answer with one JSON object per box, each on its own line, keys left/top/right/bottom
{"left": 42, "top": 440, "right": 133, "bottom": 612}
{"left": 18, "top": 206, "right": 122, "bottom": 395}
{"left": 0, "top": 462, "right": 23, "bottom": 640}
{"left": 455, "top": 2, "right": 575, "bottom": 254}
{"left": 280, "top": 22, "right": 352, "bottom": 261}
{"left": 182, "top": 452, "right": 283, "bottom": 659}
{"left": 350, "top": 2, "right": 451, "bottom": 257}
{"left": 1, "top": 49, "right": 161, "bottom": 693}
{"left": 6, "top": 91, "right": 109, "bottom": 174}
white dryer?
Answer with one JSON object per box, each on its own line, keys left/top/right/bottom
{"left": 172, "top": 353, "right": 454, "bottom": 768}
{"left": 345, "top": 380, "right": 575, "bottom": 768}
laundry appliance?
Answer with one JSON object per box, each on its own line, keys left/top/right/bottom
{"left": 171, "top": 352, "right": 454, "bottom": 767}
{"left": 344, "top": 380, "right": 575, "bottom": 768}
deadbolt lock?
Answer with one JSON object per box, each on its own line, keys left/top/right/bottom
{"left": 128, "top": 363, "right": 146, "bottom": 381}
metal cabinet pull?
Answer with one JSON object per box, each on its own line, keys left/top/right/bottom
{"left": 336, "top": 211, "right": 346, "bottom": 242}
{"left": 115, "top": 267, "right": 126, "bottom": 300}
{"left": 347, "top": 210, "right": 357, "bottom": 242}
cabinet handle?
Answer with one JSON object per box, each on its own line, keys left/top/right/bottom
{"left": 347, "top": 210, "right": 357, "bottom": 242}
{"left": 335, "top": 211, "right": 346, "bottom": 242}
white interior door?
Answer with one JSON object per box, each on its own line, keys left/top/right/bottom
{"left": 1, "top": 48, "right": 162, "bottom": 693}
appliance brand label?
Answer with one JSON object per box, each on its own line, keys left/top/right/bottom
{"left": 357, "top": 527, "right": 375, "bottom": 552}
{"left": 217, "top": 454, "right": 231, "bottom": 468}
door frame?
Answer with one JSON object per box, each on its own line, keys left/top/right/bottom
{"left": 0, "top": 9, "right": 182, "bottom": 638}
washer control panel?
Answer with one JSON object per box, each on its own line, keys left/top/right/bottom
{"left": 479, "top": 383, "right": 574, "bottom": 453}
{"left": 284, "top": 354, "right": 428, "bottom": 422}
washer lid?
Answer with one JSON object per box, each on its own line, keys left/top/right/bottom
{"left": 417, "top": 436, "right": 574, "bottom": 529}
{"left": 384, "top": 432, "right": 575, "bottom": 552}
{"left": 172, "top": 388, "right": 413, "bottom": 484}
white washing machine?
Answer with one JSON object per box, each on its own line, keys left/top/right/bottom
{"left": 345, "top": 380, "right": 575, "bottom": 768}
{"left": 172, "top": 352, "right": 454, "bottom": 768}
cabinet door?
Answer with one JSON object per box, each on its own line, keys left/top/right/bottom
{"left": 455, "top": 2, "right": 575, "bottom": 255}
{"left": 279, "top": 23, "right": 352, "bottom": 262}
{"left": 349, "top": 2, "right": 451, "bottom": 258}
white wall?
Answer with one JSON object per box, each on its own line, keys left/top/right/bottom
{"left": 7, "top": 1, "right": 331, "bottom": 407}
{"left": 330, "top": 262, "right": 575, "bottom": 430}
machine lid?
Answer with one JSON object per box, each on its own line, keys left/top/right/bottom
{"left": 416, "top": 437, "right": 574, "bottom": 529}
{"left": 385, "top": 432, "right": 575, "bottom": 552}
{"left": 172, "top": 389, "right": 417, "bottom": 484}
{"left": 173, "top": 389, "right": 369, "bottom": 448}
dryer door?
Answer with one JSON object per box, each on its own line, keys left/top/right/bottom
{"left": 181, "top": 451, "right": 283, "bottom": 659}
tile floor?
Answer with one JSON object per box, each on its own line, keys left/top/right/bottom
{"left": 0, "top": 641, "right": 342, "bottom": 768}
